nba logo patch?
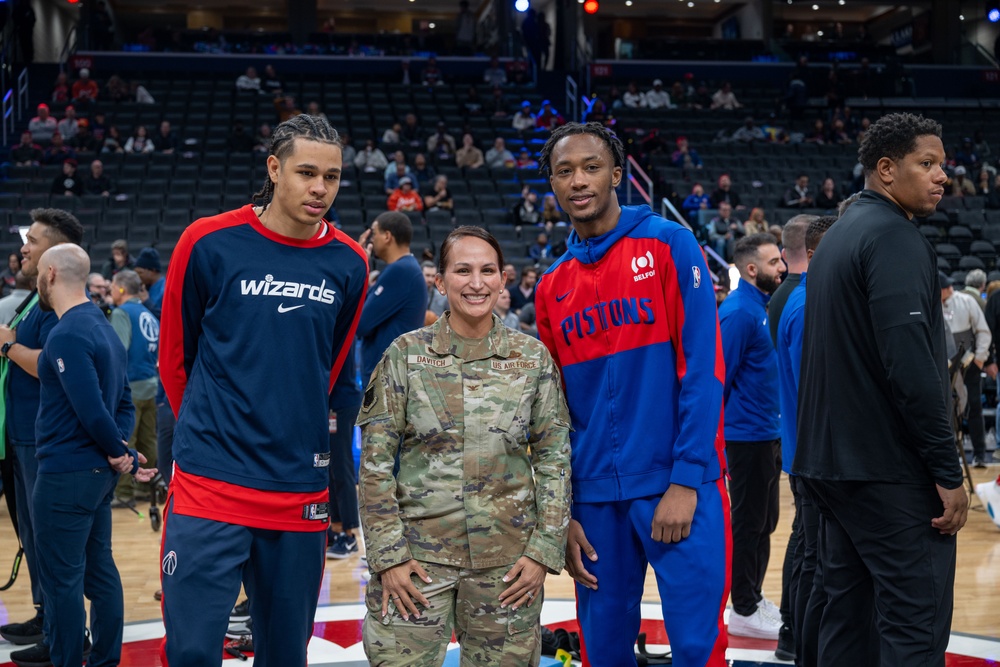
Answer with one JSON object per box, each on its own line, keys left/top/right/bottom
{"left": 57, "top": 358, "right": 65, "bottom": 373}
{"left": 692, "top": 266, "right": 702, "bottom": 288}
{"left": 162, "top": 550, "right": 177, "bottom": 576}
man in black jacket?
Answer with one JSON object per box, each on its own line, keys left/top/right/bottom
{"left": 795, "top": 112, "right": 967, "bottom": 666}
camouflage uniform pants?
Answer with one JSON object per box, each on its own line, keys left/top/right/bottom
{"left": 363, "top": 560, "right": 542, "bottom": 667}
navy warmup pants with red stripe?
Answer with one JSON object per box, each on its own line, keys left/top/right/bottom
{"left": 159, "top": 497, "right": 326, "bottom": 667}
{"left": 573, "top": 478, "right": 731, "bottom": 667}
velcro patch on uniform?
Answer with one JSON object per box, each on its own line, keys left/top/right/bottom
{"left": 407, "top": 354, "right": 451, "bottom": 367}
{"left": 491, "top": 360, "right": 539, "bottom": 371}
{"left": 362, "top": 385, "right": 377, "bottom": 413}
{"left": 313, "top": 452, "right": 331, "bottom": 468}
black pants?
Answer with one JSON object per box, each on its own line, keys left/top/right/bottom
{"left": 793, "top": 475, "right": 823, "bottom": 666}
{"left": 801, "top": 479, "right": 955, "bottom": 667}
{"left": 779, "top": 476, "right": 800, "bottom": 629}
{"left": 964, "top": 363, "right": 986, "bottom": 459}
{"left": 328, "top": 403, "right": 361, "bottom": 531}
{"left": 726, "top": 439, "right": 781, "bottom": 616}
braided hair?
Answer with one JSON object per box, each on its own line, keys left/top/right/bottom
{"left": 252, "top": 114, "right": 343, "bottom": 210}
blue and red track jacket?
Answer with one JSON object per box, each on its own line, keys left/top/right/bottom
{"left": 160, "top": 205, "right": 368, "bottom": 531}
{"left": 535, "top": 205, "right": 726, "bottom": 504}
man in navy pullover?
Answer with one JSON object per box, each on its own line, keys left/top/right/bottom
{"left": 718, "top": 232, "right": 784, "bottom": 641}
{"left": 0, "top": 208, "right": 84, "bottom": 662}
{"left": 32, "top": 243, "right": 155, "bottom": 667}
{"left": 357, "top": 211, "right": 427, "bottom": 382}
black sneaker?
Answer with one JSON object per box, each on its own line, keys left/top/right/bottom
{"left": 226, "top": 617, "right": 252, "bottom": 640}
{"left": 326, "top": 532, "right": 359, "bottom": 559}
{"left": 774, "top": 623, "right": 796, "bottom": 662}
{"left": 230, "top": 599, "right": 250, "bottom": 622}
{"left": 0, "top": 613, "right": 44, "bottom": 645}
{"left": 9, "top": 633, "right": 90, "bottom": 667}
{"left": 973, "top": 456, "right": 988, "bottom": 469}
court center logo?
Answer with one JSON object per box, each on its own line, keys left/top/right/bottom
{"left": 162, "top": 550, "right": 177, "bottom": 576}
{"left": 631, "top": 251, "right": 655, "bottom": 282}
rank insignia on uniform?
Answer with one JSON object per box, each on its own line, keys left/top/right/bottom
{"left": 362, "top": 385, "right": 376, "bottom": 413}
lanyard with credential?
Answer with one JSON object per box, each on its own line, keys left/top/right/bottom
{"left": 0, "top": 292, "right": 39, "bottom": 460}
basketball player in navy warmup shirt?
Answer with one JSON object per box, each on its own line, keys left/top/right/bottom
{"left": 159, "top": 115, "right": 368, "bottom": 667}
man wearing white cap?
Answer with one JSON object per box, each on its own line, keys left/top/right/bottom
{"left": 71, "top": 68, "right": 99, "bottom": 107}
{"left": 951, "top": 165, "right": 976, "bottom": 196}
{"left": 647, "top": 79, "right": 674, "bottom": 109}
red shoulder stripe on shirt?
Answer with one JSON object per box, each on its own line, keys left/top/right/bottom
{"left": 328, "top": 226, "right": 369, "bottom": 392}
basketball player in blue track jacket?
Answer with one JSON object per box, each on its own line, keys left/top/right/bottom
{"left": 535, "top": 122, "right": 731, "bottom": 667}
{"left": 158, "top": 115, "right": 368, "bottom": 667}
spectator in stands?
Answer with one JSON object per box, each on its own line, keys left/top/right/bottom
{"left": 508, "top": 57, "right": 530, "bottom": 85}
{"left": 493, "top": 288, "right": 520, "bottom": 330}
{"left": 254, "top": 123, "right": 272, "bottom": 152}
{"left": 731, "top": 116, "right": 765, "bottom": 143}
{"left": 134, "top": 247, "right": 165, "bottom": 317}
{"left": 783, "top": 174, "right": 814, "bottom": 208}
{"left": 955, "top": 137, "right": 979, "bottom": 171}
{"left": 261, "top": 64, "right": 283, "bottom": 95}
{"left": 124, "top": 125, "right": 155, "bottom": 154}
{"left": 423, "top": 174, "right": 453, "bottom": 212}
{"left": 385, "top": 157, "right": 414, "bottom": 193}
{"left": 427, "top": 122, "right": 457, "bottom": 161}
{"left": 540, "top": 193, "right": 563, "bottom": 231}
{"left": 503, "top": 263, "right": 517, "bottom": 289}
{"left": 42, "top": 133, "right": 75, "bottom": 165}
{"left": 0, "top": 254, "right": 21, "bottom": 299}
{"left": 517, "top": 149, "right": 538, "bottom": 169}
{"left": 71, "top": 68, "right": 99, "bottom": 106}
{"left": 131, "top": 79, "right": 155, "bottom": 104}
{"left": 485, "top": 137, "right": 516, "bottom": 169}
{"left": 804, "top": 119, "right": 827, "bottom": 145}
{"left": 52, "top": 72, "right": 69, "bottom": 104}
{"left": 102, "top": 125, "right": 124, "bottom": 154}
{"left": 387, "top": 176, "right": 424, "bottom": 212}
{"left": 974, "top": 130, "right": 992, "bottom": 164}
{"left": 512, "top": 186, "right": 541, "bottom": 227}
{"left": 828, "top": 118, "right": 852, "bottom": 145}
{"left": 82, "top": 159, "right": 114, "bottom": 197}
{"left": 711, "top": 81, "right": 741, "bottom": 110}
{"left": 339, "top": 132, "right": 356, "bottom": 167}
{"left": 274, "top": 95, "right": 302, "bottom": 124}
{"left": 622, "top": 81, "right": 647, "bottom": 108}
{"left": 28, "top": 103, "right": 57, "bottom": 144}
{"left": 535, "top": 100, "right": 565, "bottom": 131}
{"left": 235, "top": 66, "right": 261, "bottom": 94}
{"left": 964, "top": 269, "right": 988, "bottom": 310}
{"left": 70, "top": 120, "right": 97, "bottom": 153}
{"left": 744, "top": 207, "right": 768, "bottom": 235}
{"left": 105, "top": 74, "right": 129, "bottom": 102}
{"left": 11, "top": 131, "right": 42, "bottom": 166}
{"left": 50, "top": 158, "right": 83, "bottom": 197}
{"left": 455, "top": 132, "right": 485, "bottom": 169}
{"left": 100, "top": 239, "right": 135, "bottom": 279}
{"left": 708, "top": 201, "right": 744, "bottom": 260}
{"left": 816, "top": 177, "right": 839, "bottom": 210}
{"left": 646, "top": 79, "right": 673, "bottom": 109}
{"left": 306, "top": 101, "right": 328, "bottom": 122}
{"left": 509, "top": 265, "right": 537, "bottom": 312}
{"left": 355, "top": 139, "right": 389, "bottom": 172}
{"left": 153, "top": 120, "right": 178, "bottom": 154}
{"left": 512, "top": 101, "right": 537, "bottom": 132}
{"left": 90, "top": 112, "right": 107, "bottom": 143}
{"left": 682, "top": 183, "right": 711, "bottom": 228}
{"left": 529, "top": 232, "right": 552, "bottom": 261}
{"left": 0, "top": 270, "right": 30, "bottom": 317}
{"left": 421, "top": 56, "right": 444, "bottom": 86}
{"left": 382, "top": 122, "right": 402, "bottom": 145}
{"left": 484, "top": 56, "right": 507, "bottom": 87}
{"left": 855, "top": 116, "right": 872, "bottom": 143}
{"left": 711, "top": 173, "right": 743, "bottom": 210}
{"left": 57, "top": 106, "right": 79, "bottom": 142}
{"left": 356, "top": 211, "right": 427, "bottom": 381}
{"left": 227, "top": 121, "right": 254, "bottom": 153}
{"left": 488, "top": 86, "right": 509, "bottom": 118}
{"left": 978, "top": 168, "right": 992, "bottom": 196}
{"left": 109, "top": 269, "right": 159, "bottom": 506}
{"left": 412, "top": 153, "right": 436, "bottom": 186}
{"left": 951, "top": 165, "right": 976, "bottom": 197}
{"left": 672, "top": 136, "right": 703, "bottom": 170}
{"left": 422, "top": 260, "right": 449, "bottom": 317}
{"left": 401, "top": 113, "right": 422, "bottom": 147}
{"left": 462, "top": 86, "right": 483, "bottom": 116}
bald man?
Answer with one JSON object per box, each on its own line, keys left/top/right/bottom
{"left": 31, "top": 244, "right": 156, "bottom": 667}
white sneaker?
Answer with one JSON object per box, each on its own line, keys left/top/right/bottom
{"left": 729, "top": 607, "right": 782, "bottom": 640}
{"left": 976, "top": 481, "right": 1000, "bottom": 529}
{"left": 760, "top": 597, "right": 781, "bottom": 620}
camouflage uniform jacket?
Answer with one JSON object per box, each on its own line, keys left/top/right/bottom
{"left": 358, "top": 313, "right": 571, "bottom": 575}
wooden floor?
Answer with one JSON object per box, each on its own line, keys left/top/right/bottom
{"left": 1, "top": 468, "right": 998, "bottom": 639}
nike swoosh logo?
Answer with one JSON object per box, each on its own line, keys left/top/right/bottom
{"left": 555, "top": 290, "right": 574, "bottom": 302}
{"left": 277, "top": 304, "right": 305, "bottom": 313}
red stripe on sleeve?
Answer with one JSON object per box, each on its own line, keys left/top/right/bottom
{"left": 327, "top": 227, "right": 369, "bottom": 392}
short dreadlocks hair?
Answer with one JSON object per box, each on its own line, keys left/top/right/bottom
{"left": 805, "top": 215, "right": 838, "bottom": 253}
{"left": 252, "top": 114, "right": 343, "bottom": 209}
{"left": 538, "top": 122, "right": 625, "bottom": 178}
{"left": 857, "top": 113, "right": 941, "bottom": 176}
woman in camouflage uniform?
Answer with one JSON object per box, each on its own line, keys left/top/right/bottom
{"left": 358, "top": 226, "right": 571, "bottom": 666}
